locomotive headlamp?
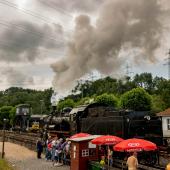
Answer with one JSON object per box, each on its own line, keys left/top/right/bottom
{"left": 126, "top": 118, "right": 130, "bottom": 123}
{"left": 144, "top": 115, "right": 151, "bottom": 121}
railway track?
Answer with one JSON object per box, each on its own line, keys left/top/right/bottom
{"left": 113, "top": 159, "right": 165, "bottom": 170}
{"left": 0, "top": 130, "right": 168, "bottom": 169}
{"left": 0, "top": 130, "right": 40, "bottom": 150}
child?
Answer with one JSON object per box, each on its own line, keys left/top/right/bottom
{"left": 100, "top": 156, "right": 106, "bottom": 170}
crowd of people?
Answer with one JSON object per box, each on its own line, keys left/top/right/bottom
{"left": 35, "top": 132, "right": 169, "bottom": 170}
{"left": 36, "top": 134, "right": 71, "bottom": 167}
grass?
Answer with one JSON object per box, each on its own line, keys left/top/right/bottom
{"left": 0, "top": 159, "right": 15, "bottom": 170}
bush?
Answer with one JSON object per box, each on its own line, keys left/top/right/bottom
{"left": 120, "top": 87, "right": 151, "bottom": 111}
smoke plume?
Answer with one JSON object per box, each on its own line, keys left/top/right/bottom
{"left": 51, "top": 0, "right": 168, "bottom": 92}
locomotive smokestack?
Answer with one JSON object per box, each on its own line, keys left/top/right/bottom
{"left": 51, "top": 0, "right": 167, "bottom": 93}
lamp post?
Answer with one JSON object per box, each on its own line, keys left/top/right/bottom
{"left": 2, "top": 118, "right": 8, "bottom": 158}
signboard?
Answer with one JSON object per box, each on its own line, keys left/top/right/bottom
{"left": 88, "top": 142, "right": 96, "bottom": 149}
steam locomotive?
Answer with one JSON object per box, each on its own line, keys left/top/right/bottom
{"left": 13, "top": 103, "right": 163, "bottom": 146}
{"left": 13, "top": 103, "right": 163, "bottom": 165}
{"left": 44, "top": 103, "right": 163, "bottom": 146}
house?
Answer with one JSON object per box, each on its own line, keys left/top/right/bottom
{"left": 157, "top": 108, "right": 170, "bottom": 139}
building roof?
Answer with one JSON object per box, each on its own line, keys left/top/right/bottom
{"left": 157, "top": 108, "right": 170, "bottom": 117}
{"left": 69, "top": 135, "right": 101, "bottom": 142}
{"left": 69, "top": 105, "right": 88, "bottom": 115}
{"left": 30, "top": 114, "right": 48, "bottom": 119}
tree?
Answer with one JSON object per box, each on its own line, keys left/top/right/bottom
{"left": 57, "top": 99, "right": 75, "bottom": 111}
{"left": 9, "top": 107, "right": 16, "bottom": 126}
{"left": 0, "top": 106, "right": 14, "bottom": 126}
{"left": 151, "top": 95, "right": 166, "bottom": 113}
{"left": 133, "top": 73, "right": 154, "bottom": 93}
{"left": 120, "top": 87, "right": 152, "bottom": 111}
{"left": 95, "top": 93, "right": 118, "bottom": 107}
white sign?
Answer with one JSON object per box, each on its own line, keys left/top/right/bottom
{"left": 128, "top": 143, "right": 140, "bottom": 147}
{"left": 88, "top": 142, "right": 96, "bottom": 149}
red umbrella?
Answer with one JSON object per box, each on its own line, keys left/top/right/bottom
{"left": 114, "top": 138, "right": 157, "bottom": 152}
{"left": 69, "top": 133, "right": 91, "bottom": 139}
{"left": 91, "top": 135, "right": 124, "bottom": 169}
{"left": 91, "top": 135, "right": 124, "bottom": 145}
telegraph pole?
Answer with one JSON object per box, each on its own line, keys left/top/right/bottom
{"left": 125, "top": 63, "right": 133, "bottom": 79}
{"left": 164, "top": 49, "right": 170, "bottom": 80}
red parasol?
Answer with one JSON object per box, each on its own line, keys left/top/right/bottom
{"left": 91, "top": 135, "right": 124, "bottom": 145}
{"left": 69, "top": 133, "right": 91, "bottom": 139}
{"left": 113, "top": 138, "right": 157, "bottom": 152}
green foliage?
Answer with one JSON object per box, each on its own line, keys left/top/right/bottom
{"left": 95, "top": 93, "right": 118, "bottom": 107}
{"left": 120, "top": 87, "right": 152, "bottom": 111}
{"left": 9, "top": 107, "right": 16, "bottom": 126}
{"left": 0, "top": 87, "right": 53, "bottom": 115}
{"left": 0, "top": 73, "right": 169, "bottom": 117}
{"left": 0, "top": 106, "right": 14, "bottom": 126}
{"left": 57, "top": 99, "right": 75, "bottom": 111}
{"left": 151, "top": 95, "right": 166, "bottom": 113}
{"left": 0, "top": 159, "right": 14, "bottom": 170}
{"left": 133, "top": 73, "right": 154, "bottom": 93}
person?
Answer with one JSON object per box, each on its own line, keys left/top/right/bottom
{"left": 36, "top": 138, "right": 43, "bottom": 159}
{"left": 108, "top": 147, "right": 113, "bottom": 167}
{"left": 62, "top": 140, "right": 71, "bottom": 165}
{"left": 100, "top": 156, "right": 106, "bottom": 170}
{"left": 126, "top": 152, "right": 138, "bottom": 170}
{"left": 166, "top": 162, "right": 170, "bottom": 170}
{"left": 45, "top": 136, "right": 52, "bottom": 161}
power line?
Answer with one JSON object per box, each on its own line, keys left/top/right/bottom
{"left": 0, "top": 40, "right": 66, "bottom": 55}
{"left": 37, "top": 0, "right": 73, "bottom": 18}
{"left": 164, "top": 49, "right": 170, "bottom": 80}
{"left": 0, "top": 0, "right": 51, "bottom": 23}
{"left": 0, "top": 21, "right": 65, "bottom": 44}
{"left": 0, "top": 0, "right": 74, "bottom": 34}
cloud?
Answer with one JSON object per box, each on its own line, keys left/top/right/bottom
{"left": 1, "top": 67, "right": 34, "bottom": 86}
{"left": 38, "top": 0, "right": 104, "bottom": 13}
{"left": 0, "top": 21, "right": 65, "bottom": 62}
{"left": 51, "top": 0, "right": 168, "bottom": 93}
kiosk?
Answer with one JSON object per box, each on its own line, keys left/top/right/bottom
{"left": 70, "top": 135, "right": 100, "bottom": 170}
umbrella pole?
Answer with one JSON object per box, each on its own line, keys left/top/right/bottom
{"left": 108, "top": 145, "right": 109, "bottom": 170}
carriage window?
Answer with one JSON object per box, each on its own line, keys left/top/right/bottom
{"left": 167, "top": 119, "right": 170, "bottom": 130}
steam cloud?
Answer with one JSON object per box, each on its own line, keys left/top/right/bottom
{"left": 51, "top": 0, "right": 168, "bottom": 92}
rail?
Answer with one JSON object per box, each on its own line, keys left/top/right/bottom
{"left": 113, "top": 159, "right": 165, "bottom": 170}
{"left": 0, "top": 130, "right": 40, "bottom": 150}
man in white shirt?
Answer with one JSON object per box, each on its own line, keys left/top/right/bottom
{"left": 126, "top": 152, "right": 138, "bottom": 170}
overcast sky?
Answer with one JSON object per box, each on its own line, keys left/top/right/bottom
{"left": 0, "top": 0, "right": 170, "bottom": 94}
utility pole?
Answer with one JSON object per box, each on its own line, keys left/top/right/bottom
{"left": 125, "top": 63, "right": 133, "bottom": 79}
{"left": 90, "top": 72, "right": 96, "bottom": 82}
{"left": 2, "top": 119, "right": 8, "bottom": 158}
{"left": 164, "top": 49, "right": 170, "bottom": 80}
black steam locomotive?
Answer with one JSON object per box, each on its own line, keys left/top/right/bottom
{"left": 45, "top": 103, "right": 163, "bottom": 146}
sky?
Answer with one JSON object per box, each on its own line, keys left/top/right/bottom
{"left": 0, "top": 0, "right": 170, "bottom": 95}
